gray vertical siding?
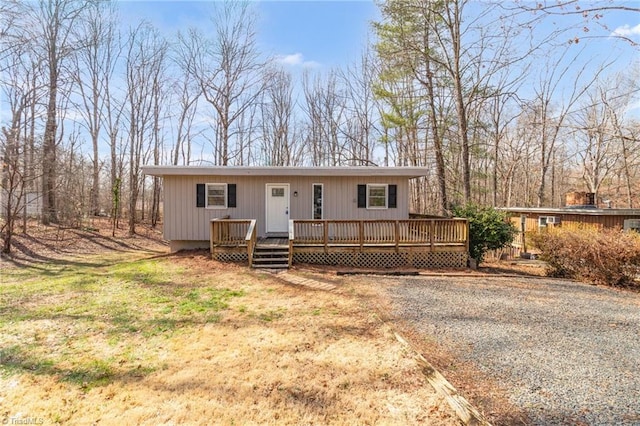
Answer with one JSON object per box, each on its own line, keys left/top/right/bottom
{"left": 163, "top": 175, "right": 410, "bottom": 241}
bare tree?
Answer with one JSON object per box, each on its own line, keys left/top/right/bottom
{"left": 338, "top": 47, "right": 381, "bottom": 166}
{"left": 301, "top": 70, "right": 348, "bottom": 166}
{"left": 124, "top": 22, "right": 168, "bottom": 235}
{"left": 1, "top": 51, "right": 43, "bottom": 252}
{"left": 527, "top": 46, "right": 609, "bottom": 206}
{"left": 150, "top": 54, "right": 169, "bottom": 228}
{"left": 259, "top": 67, "right": 299, "bottom": 166}
{"left": 171, "top": 32, "right": 203, "bottom": 166}
{"left": 486, "top": 84, "right": 526, "bottom": 207}
{"left": 593, "top": 71, "right": 640, "bottom": 207}
{"left": 72, "top": 1, "right": 120, "bottom": 217}
{"left": 0, "top": 1, "right": 21, "bottom": 65}
{"left": 182, "top": 2, "right": 267, "bottom": 165}
{"left": 1, "top": 8, "right": 46, "bottom": 239}
{"left": 17, "top": 0, "right": 90, "bottom": 225}
{"left": 571, "top": 86, "right": 618, "bottom": 200}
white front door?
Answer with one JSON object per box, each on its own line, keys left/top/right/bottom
{"left": 265, "top": 183, "right": 289, "bottom": 234}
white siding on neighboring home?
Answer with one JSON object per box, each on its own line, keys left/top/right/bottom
{"left": 162, "top": 174, "right": 410, "bottom": 242}
{"left": 0, "top": 190, "right": 42, "bottom": 218}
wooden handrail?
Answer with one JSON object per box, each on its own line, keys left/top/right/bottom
{"left": 291, "top": 219, "right": 469, "bottom": 251}
{"left": 210, "top": 219, "right": 252, "bottom": 246}
{"left": 245, "top": 219, "right": 257, "bottom": 265}
{"left": 245, "top": 219, "right": 256, "bottom": 242}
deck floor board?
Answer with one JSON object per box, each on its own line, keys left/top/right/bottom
{"left": 256, "top": 238, "right": 289, "bottom": 248}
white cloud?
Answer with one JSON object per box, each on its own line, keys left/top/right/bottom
{"left": 275, "top": 53, "right": 321, "bottom": 68}
{"left": 611, "top": 23, "right": 640, "bottom": 37}
{"left": 278, "top": 53, "right": 304, "bottom": 66}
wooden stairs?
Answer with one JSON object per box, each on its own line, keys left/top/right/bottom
{"left": 251, "top": 239, "right": 290, "bottom": 269}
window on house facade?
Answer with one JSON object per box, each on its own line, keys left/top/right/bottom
{"left": 367, "top": 184, "right": 388, "bottom": 209}
{"left": 313, "top": 183, "right": 323, "bottom": 219}
{"left": 206, "top": 183, "right": 227, "bottom": 208}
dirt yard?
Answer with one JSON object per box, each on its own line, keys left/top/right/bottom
{"left": 1, "top": 220, "right": 460, "bottom": 425}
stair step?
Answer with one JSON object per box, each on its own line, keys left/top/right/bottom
{"left": 253, "top": 263, "right": 289, "bottom": 269}
{"left": 251, "top": 244, "right": 290, "bottom": 269}
{"left": 253, "top": 258, "right": 289, "bottom": 264}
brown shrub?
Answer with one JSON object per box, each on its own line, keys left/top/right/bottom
{"left": 531, "top": 228, "right": 640, "bottom": 287}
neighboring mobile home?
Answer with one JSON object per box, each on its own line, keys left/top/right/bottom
{"left": 142, "top": 166, "right": 469, "bottom": 268}
{"left": 499, "top": 192, "right": 640, "bottom": 256}
{"left": 502, "top": 206, "right": 640, "bottom": 234}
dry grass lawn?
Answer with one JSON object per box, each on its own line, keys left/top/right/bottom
{"left": 0, "top": 223, "right": 457, "bottom": 425}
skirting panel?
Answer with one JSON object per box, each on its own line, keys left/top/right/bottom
{"left": 213, "top": 252, "right": 248, "bottom": 263}
{"left": 292, "top": 251, "right": 467, "bottom": 269}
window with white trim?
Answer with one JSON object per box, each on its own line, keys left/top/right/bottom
{"left": 367, "top": 184, "right": 388, "bottom": 209}
{"left": 206, "top": 183, "right": 227, "bottom": 208}
{"left": 312, "top": 183, "right": 323, "bottom": 219}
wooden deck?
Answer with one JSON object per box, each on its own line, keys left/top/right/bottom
{"left": 210, "top": 218, "right": 470, "bottom": 268}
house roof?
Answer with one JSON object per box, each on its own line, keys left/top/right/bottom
{"left": 141, "top": 165, "right": 429, "bottom": 178}
{"left": 499, "top": 207, "right": 640, "bottom": 216}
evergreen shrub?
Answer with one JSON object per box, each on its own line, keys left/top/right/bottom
{"left": 452, "top": 204, "right": 517, "bottom": 265}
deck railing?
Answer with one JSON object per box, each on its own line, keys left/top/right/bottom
{"left": 289, "top": 219, "right": 469, "bottom": 252}
{"left": 210, "top": 218, "right": 256, "bottom": 261}
{"left": 210, "top": 218, "right": 468, "bottom": 261}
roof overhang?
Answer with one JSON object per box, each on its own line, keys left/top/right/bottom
{"left": 141, "top": 165, "right": 429, "bottom": 179}
{"left": 499, "top": 207, "right": 640, "bottom": 216}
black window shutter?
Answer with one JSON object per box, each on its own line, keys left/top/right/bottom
{"left": 388, "top": 184, "right": 397, "bottom": 208}
{"left": 357, "top": 185, "right": 366, "bottom": 208}
{"left": 196, "top": 183, "right": 205, "bottom": 207}
{"left": 227, "top": 184, "right": 237, "bottom": 208}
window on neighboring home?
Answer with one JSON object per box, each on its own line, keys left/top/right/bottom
{"left": 206, "top": 183, "right": 227, "bottom": 209}
{"left": 367, "top": 184, "right": 388, "bottom": 209}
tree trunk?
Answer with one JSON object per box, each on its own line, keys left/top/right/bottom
{"left": 42, "top": 67, "right": 58, "bottom": 225}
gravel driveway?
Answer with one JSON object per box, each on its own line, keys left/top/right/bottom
{"left": 382, "top": 275, "right": 640, "bottom": 425}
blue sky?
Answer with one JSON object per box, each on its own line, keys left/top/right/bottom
{"left": 115, "top": 1, "right": 639, "bottom": 95}
{"left": 257, "top": 1, "right": 379, "bottom": 68}
{"left": 118, "top": 1, "right": 380, "bottom": 70}
{"left": 3, "top": 1, "right": 639, "bottom": 135}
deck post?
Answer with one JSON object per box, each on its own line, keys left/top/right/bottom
{"left": 214, "top": 219, "right": 216, "bottom": 259}
{"left": 288, "top": 220, "right": 294, "bottom": 267}
{"left": 323, "top": 220, "right": 328, "bottom": 254}
{"left": 465, "top": 219, "right": 470, "bottom": 254}
{"left": 394, "top": 220, "right": 400, "bottom": 252}
{"left": 245, "top": 220, "right": 257, "bottom": 267}
{"left": 429, "top": 220, "right": 435, "bottom": 252}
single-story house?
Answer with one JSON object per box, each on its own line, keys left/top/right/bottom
{"left": 142, "top": 166, "right": 469, "bottom": 268}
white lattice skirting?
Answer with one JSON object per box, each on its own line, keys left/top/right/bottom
{"left": 213, "top": 252, "right": 248, "bottom": 263}
{"left": 293, "top": 252, "right": 468, "bottom": 269}
{"left": 213, "top": 250, "right": 468, "bottom": 268}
